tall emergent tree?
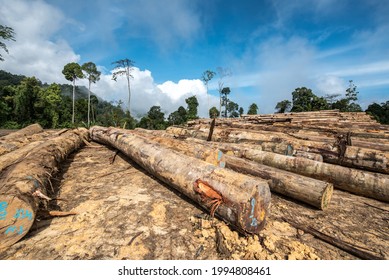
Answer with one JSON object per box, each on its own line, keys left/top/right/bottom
{"left": 332, "top": 80, "right": 362, "bottom": 112}
{"left": 62, "top": 62, "right": 84, "bottom": 124}
{"left": 112, "top": 58, "right": 135, "bottom": 113}
{"left": 216, "top": 67, "right": 232, "bottom": 116}
{"left": 0, "top": 25, "right": 15, "bottom": 61}
{"left": 220, "top": 86, "right": 231, "bottom": 118}
{"left": 82, "top": 62, "right": 101, "bottom": 127}
{"left": 201, "top": 70, "right": 216, "bottom": 113}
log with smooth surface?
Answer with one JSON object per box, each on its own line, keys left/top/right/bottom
{"left": 90, "top": 126, "right": 271, "bottom": 235}
{"left": 133, "top": 129, "right": 333, "bottom": 210}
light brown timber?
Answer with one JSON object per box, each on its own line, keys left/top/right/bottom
{"left": 90, "top": 126, "right": 271, "bottom": 235}
{"left": 133, "top": 129, "right": 333, "bottom": 210}
{"left": 0, "top": 128, "right": 89, "bottom": 249}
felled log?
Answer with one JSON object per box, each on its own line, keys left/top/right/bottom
{"left": 0, "top": 140, "right": 45, "bottom": 172}
{"left": 133, "top": 129, "right": 333, "bottom": 209}
{"left": 90, "top": 126, "right": 271, "bottom": 235}
{"left": 136, "top": 128, "right": 389, "bottom": 201}
{"left": 166, "top": 126, "right": 389, "bottom": 174}
{"left": 0, "top": 128, "right": 89, "bottom": 249}
{"left": 176, "top": 136, "right": 389, "bottom": 202}
{"left": 1, "top": 123, "right": 43, "bottom": 141}
{"left": 0, "top": 124, "right": 44, "bottom": 156}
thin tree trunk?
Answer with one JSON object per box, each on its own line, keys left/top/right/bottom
{"left": 126, "top": 71, "right": 131, "bottom": 113}
{"left": 72, "top": 79, "right": 75, "bottom": 124}
{"left": 87, "top": 80, "right": 91, "bottom": 127}
{"left": 0, "top": 128, "right": 89, "bottom": 249}
{"left": 90, "top": 126, "right": 271, "bottom": 235}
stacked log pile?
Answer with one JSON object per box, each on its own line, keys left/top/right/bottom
{"left": 167, "top": 109, "right": 389, "bottom": 204}
{"left": 0, "top": 110, "right": 387, "bottom": 255}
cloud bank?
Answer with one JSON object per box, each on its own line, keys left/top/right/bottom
{"left": 0, "top": 0, "right": 215, "bottom": 118}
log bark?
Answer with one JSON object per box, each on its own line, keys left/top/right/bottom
{"left": 1, "top": 123, "right": 43, "bottom": 141}
{"left": 133, "top": 129, "right": 333, "bottom": 209}
{"left": 168, "top": 136, "right": 389, "bottom": 202}
{"left": 226, "top": 145, "right": 389, "bottom": 202}
{"left": 0, "top": 124, "right": 44, "bottom": 156}
{"left": 90, "top": 126, "right": 271, "bottom": 235}
{"left": 166, "top": 126, "right": 389, "bottom": 174}
{"left": 132, "top": 128, "right": 389, "bottom": 202}
{"left": 0, "top": 140, "right": 45, "bottom": 172}
{"left": 0, "top": 128, "right": 89, "bottom": 249}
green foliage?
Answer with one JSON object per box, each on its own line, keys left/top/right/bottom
{"left": 365, "top": 101, "right": 389, "bottom": 124}
{"left": 0, "top": 25, "right": 15, "bottom": 61}
{"left": 331, "top": 80, "right": 362, "bottom": 112}
{"left": 247, "top": 103, "right": 259, "bottom": 115}
{"left": 168, "top": 106, "right": 187, "bottom": 125}
{"left": 201, "top": 70, "right": 216, "bottom": 85}
{"left": 138, "top": 105, "right": 166, "bottom": 130}
{"left": 209, "top": 106, "right": 220, "bottom": 118}
{"left": 62, "top": 62, "right": 84, "bottom": 124}
{"left": 35, "top": 83, "right": 62, "bottom": 128}
{"left": 111, "top": 59, "right": 135, "bottom": 81}
{"left": 226, "top": 101, "right": 239, "bottom": 118}
{"left": 0, "top": 70, "right": 135, "bottom": 129}
{"left": 185, "top": 95, "right": 199, "bottom": 120}
{"left": 14, "top": 77, "right": 42, "bottom": 125}
{"left": 275, "top": 100, "right": 291, "bottom": 113}
{"left": 62, "top": 62, "right": 84, "bottom": 82}
{"left": 291, "top": 87, "right": 329, "bottom": 112}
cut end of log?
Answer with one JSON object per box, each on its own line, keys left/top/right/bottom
{"left": 0, "top": 194, "right": 35, "bottom": 249}
{"left": 320, "top": 183, "right": 334, "bottom": 210}
{"left": 239, "top": 194, "right": 269, "bottom": 233}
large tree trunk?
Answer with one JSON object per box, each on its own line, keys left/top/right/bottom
{"left": 0, "top": 128, "right": 89, "bottom": 249}
{"left": 0, "top": 124, "right": 44, "bottom": 156}
{"left": 90, "top": 126, "right": 271, "bottom": 235}
{"left": 177, "top": 137, "right": 389, "bottom": 202}
{"left": 133, "top": 129, "right": 333, "bottom": 210}
{"left": 166, "top": 126, "right": 389, "bottom": 174}
{"left": 0, "top": 140, "right": 45, "bottom": 172}
{"left": 143, "top": 129, "right": 388, "bottom": 202}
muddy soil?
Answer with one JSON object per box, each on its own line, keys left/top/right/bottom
{"left": 0, "top": 140, "right": 388, "bottom": 260}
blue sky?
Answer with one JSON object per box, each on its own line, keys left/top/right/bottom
{"left": 1, "top": 0, "right": 388, "bottom": 117}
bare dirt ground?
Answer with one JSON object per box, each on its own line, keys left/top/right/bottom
{"left": 0, "top": 139, "right": 387, "bottom": 260}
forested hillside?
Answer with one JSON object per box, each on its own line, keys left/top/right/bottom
{"left": 0, "top": 70, "right": 135, "bottom": 129}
